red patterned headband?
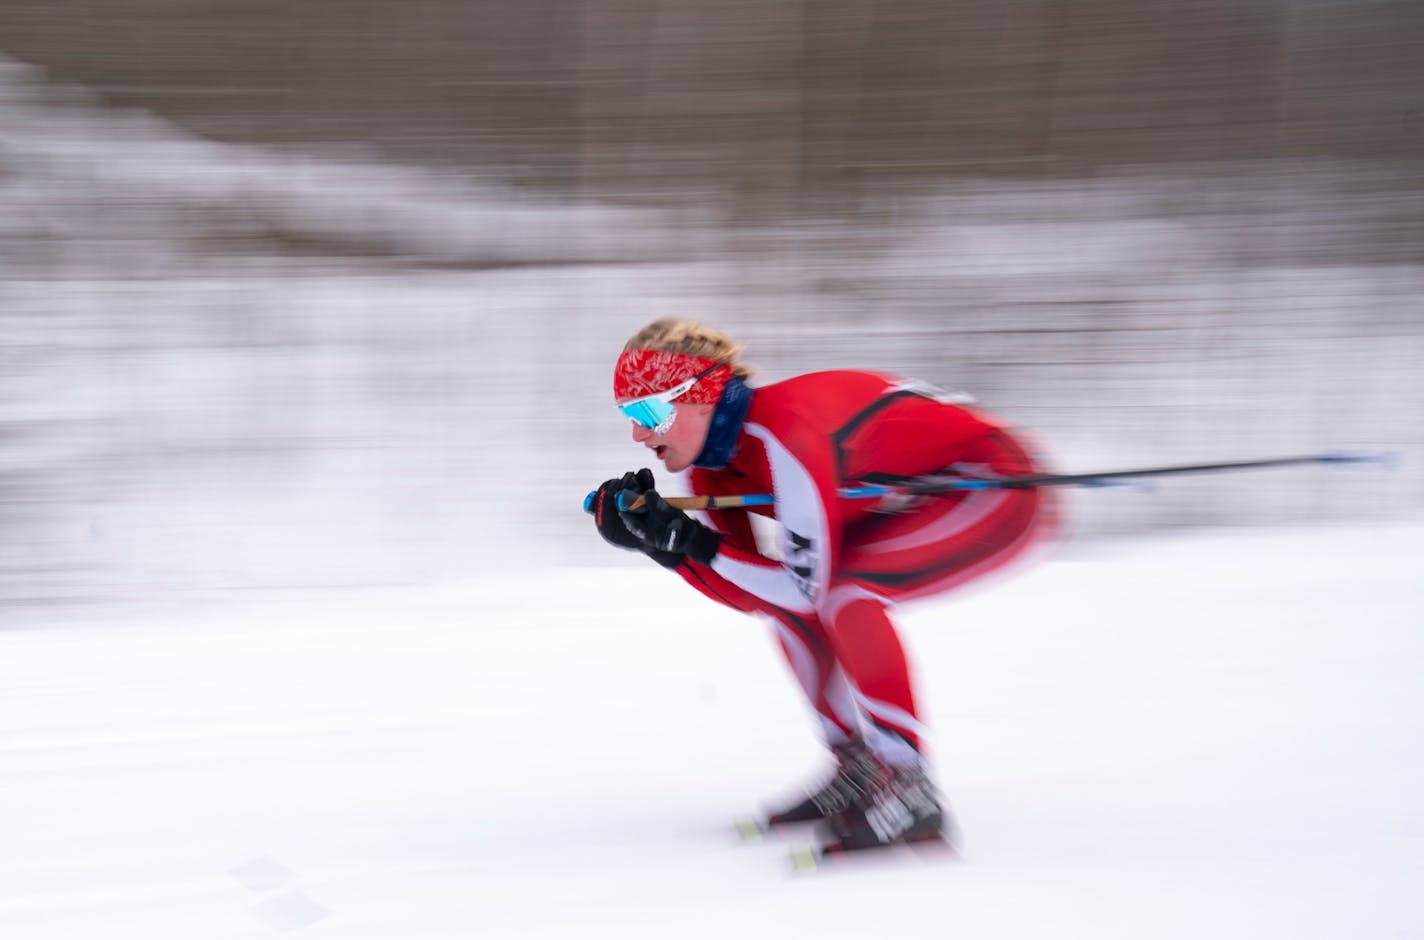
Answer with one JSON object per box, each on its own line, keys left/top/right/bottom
{"left": 613, "top": 349, "right": 730, "bottom": 404}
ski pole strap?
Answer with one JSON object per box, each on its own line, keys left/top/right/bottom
{"left": 584, "top": 451, "right": 1389, "bottom": 513}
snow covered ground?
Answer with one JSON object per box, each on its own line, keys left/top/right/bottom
{"left": 3, "top": 520, "right": 1421, "bottom": 939}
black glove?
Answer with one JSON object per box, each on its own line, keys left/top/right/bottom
{"left": 591, "top": 469, "right": 654, "bottom": 552}
{"left": 618, "top": 483, "right": 721, "bottom": 567}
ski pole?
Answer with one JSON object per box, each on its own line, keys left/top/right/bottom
{"left": 584, "top": 451, "right": 1389, "bottom": 514}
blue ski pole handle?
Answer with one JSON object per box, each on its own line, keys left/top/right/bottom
{"left": 583, "top": 490, "right": 774, "bottom": 514}
{"left": 582, "top": 451, "right": 1392, "bottom": 513}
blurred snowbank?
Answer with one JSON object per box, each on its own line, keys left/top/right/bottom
{"left": 0, "top": 56, "right": 707, "bottom": 270}
{"left": 1, "top": 55, "right": 1420, "bottom": 607}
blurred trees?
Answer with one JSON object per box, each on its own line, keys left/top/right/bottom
{"left": 0, "top": 0, "right": 1418, "bottom": 210}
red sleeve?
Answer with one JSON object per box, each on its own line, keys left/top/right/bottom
{"left": 688, "top": 467, "right": 760, "bottom": 554}
{"left": 708, "top": 418, "right": 839, "bottom": 614}
{"left": 676, "top": 414, "right": 837, "bottom": 616}
{"left": 663, "top": 436, "right": 839, "bottom": 618}
{"left": 664, "top": 466, "right": 789, "bottom": 615}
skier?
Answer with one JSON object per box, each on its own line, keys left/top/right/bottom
{"left": 589, "top": 318, "right": 1057, "bottom": 854}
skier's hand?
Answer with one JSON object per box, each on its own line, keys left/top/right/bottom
{"left": 590, "top": 469, "right": 654, "bottom": 552}
{"left": 618, "top": 483, "right": 720, "bottom": 567}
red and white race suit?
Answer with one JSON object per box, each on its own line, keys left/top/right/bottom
{"left": 671, "top": 371, "right": 1056, "bottom": 760}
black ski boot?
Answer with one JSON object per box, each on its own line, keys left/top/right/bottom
{"left": 819, "top": 760, "right": 950, "bottom": 854}
{"left": 760, "top": 740, "right": 884, "bottom": 829}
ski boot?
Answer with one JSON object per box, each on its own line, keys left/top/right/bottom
{"left": 740, "top": 740, "right": 882, "bottom": 837}
{"left": 819, "top": 759, "right": 951, "bottom": 855}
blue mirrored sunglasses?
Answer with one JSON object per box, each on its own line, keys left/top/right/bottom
{"left": 617, "top": 364, "right": 719, "bottom": 434}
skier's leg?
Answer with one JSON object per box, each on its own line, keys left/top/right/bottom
{"left": 821, "top": 591, "right": 925, "bottom": 768}
{"left": 842, "top": 484, "right": 1049, "bottom": 604}
{"left": 752, "top": 607, "right": 894, "bottom": 827}
{"left": 811, "top": 478, "right": 1050, "bottom": 852}
{"left": 766, "top": 608, "right": 861, "bottom": 746}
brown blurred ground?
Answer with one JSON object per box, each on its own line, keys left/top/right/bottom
{"left": 1, "top": 0, "right": 1420, "bottom": 212}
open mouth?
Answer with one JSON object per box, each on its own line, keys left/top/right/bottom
{"left": 654, "top": 445, "right": 668, "bottom": 460}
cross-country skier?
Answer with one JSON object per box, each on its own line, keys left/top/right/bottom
{"left": 589, "top": 318, "right": 1057, "bottom": 854}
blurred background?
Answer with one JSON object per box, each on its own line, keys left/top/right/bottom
{"left": 1, "top": 0, "right": 1420, "bottom": 611}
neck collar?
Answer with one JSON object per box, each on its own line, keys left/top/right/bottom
{"left": 693, "top": 376, "right": 752, "bottom": 470}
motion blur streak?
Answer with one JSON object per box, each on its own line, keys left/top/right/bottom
{"left": 0, "top": 2, "right": 1419, "bottom": 610}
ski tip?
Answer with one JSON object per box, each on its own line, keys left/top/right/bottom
{"left": 788, "top": 830, "right": 963, "bottom": 873}
{"left": 734, "top": 817, "right": 767, "bottom": 843}
{"left": 789, "top": 845, "right": 820, "bottom": 874}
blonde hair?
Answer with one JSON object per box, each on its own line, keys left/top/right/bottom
{"left": 623, "top": 318, "right": 755, "bottom": 381}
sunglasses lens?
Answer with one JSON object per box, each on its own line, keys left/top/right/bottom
{"left": 618, "top": 397, "right": 675, "bottom": 431}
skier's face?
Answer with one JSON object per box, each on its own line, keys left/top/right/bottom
{"left": 629, "top": 401, "right": 713, "bottom": 473}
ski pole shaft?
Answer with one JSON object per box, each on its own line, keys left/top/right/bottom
{"left": 925, "top": 451, "right": 1388, "bottom": 492}
{"left": 586, "top": 451, "right": 1388, "bottom": 514}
